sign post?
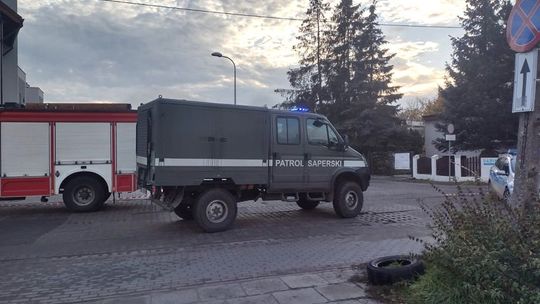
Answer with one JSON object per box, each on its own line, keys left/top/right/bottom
{"left": 507, "top": 0, "right": 540, "bottom": 211}
{"left": 445, "top": 124, "right": 456, "bottom": 181}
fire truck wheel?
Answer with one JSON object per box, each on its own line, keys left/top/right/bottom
{"left": 333, "top": 181, "right": 363, "bottom": 218}
{"left": 63, "top": 176, "right": 106, "bottom": 212}
{"left": 103, "top": 192, "right": 112, "bottom": 203}
{"left": 193, "top": 189, "right": 237, "bottom": 233}
{"left": 296, "top": 197, "right": 320, "bottom": 210}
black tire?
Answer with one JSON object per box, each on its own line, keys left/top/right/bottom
{"left": 193, "top": 189, "right": 237, "bottom": 233}
{"left": 174, "top": 203, "right": 194, "bottom": 220}
{"left": 63, "top": 176, "right": 107, "bottom": 212}
{"left": 503, "top": 188, "right": 511, "bottom": 201}
{"left": 296, "top": 197, "right": 320, "bottom": 210}
{"left": 103, "top": 192, "right": 112, "bottom": 202}
{"left": 333, "top": 181, "right": 363, "bottom": 218}
{"left": 367, "top": 255, "right": 425, "bottom": 285}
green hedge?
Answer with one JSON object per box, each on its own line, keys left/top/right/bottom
{"left": 408, "top": 186, "right": 540, "bottom": 304}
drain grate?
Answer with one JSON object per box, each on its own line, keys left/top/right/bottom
{"left": 360, "top": 212, "right": 419, "bottom": 224}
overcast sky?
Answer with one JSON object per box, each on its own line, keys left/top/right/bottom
{"left": 17, "top": 0, "right": 465, "bottom": 109}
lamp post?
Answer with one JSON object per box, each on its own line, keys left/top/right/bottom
{"left": 211, "top": 52, "right": 236, "bottom": 106}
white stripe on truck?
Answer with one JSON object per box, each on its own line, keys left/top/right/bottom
{"left": 343, "top": 160, "right": 366, "bottom": 167}
{"left": 136, "top": 157, "right": 366, "bottom": 168}
{"left": 155, "top": 158, "right": 268, "bottom": 167}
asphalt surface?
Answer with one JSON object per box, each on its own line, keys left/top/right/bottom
{"left": 0, "top": 177, "right": 479, "bottom": 303}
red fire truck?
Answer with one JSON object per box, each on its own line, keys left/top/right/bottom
{"left": 0, "top": 103, "right": 137, "bottom": 212}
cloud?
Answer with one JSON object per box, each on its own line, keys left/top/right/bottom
{"left": 17, "top": 0, "right": 462, "bottom": 107}
{"left": 388, "top": 41, "right": 440, "bottom": 60}
{"left": 388, "top": 40, "right": 445, "bottom": 97}
{"left": 369, "top": 0, "right": 465, "bottom": 25}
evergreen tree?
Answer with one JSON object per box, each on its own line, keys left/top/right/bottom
{"left": 324, "top": 1, "right": 405, "bottom": 154}
{"left": 277, "top": 0, "right": 330, "bottom": 111}
{"left": 278, "top": 0, "right": 421, "bottom": 158}
{"left": 324, "top": 0, "right": 359, "bottom": 118}
{"left": 438, "top": 0, "right": 516, "bottom": 151}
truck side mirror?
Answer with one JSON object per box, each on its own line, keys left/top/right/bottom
{"left": 313, "top": 120, "right": 324, "bottom": 128}
{"left": 343, "top": 135, "right": 350, "bottom": 146}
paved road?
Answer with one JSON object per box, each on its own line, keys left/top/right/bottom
{"left": 0, "top": 178, "right": 475, "bottom": 303}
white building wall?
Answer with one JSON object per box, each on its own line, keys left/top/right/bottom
{"left": 1, "top": 0, "right": 19, "bottom": 104}
{"left": 424, "top": 120, "right": 443, "bottom": 157}
{"left": 424, "top": 119, "right": 481, "bottom": 158}
{"left": 17, "top": 66, "right": 25, "bottom": 104}
{"left": 25, "top": 86, "right": 43, "bottom": 103}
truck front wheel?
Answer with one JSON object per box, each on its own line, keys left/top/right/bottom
{"left": 63, "top": 176, "right": 107, "bottom": 212}
{"left": 333, "top": 181, "right": 363, "bottom": 218}
{"left": 193, "top": 189, "right": 237, "bottom": 233}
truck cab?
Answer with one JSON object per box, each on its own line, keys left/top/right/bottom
{"left": 137, "top": 98, "right": 370, "bottom": 232}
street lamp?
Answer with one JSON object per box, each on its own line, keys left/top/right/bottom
{"left": 211, "top": 52, "right": 236, "bottom": 105}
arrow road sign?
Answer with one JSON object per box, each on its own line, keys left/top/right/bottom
{"left": 513, "top": 49, "right": 538, "bottom": 113}
{"left": 521, "top": 59, "right": 530, "bottom": 107}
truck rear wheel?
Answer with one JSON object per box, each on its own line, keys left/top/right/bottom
{"left": 296, "top": 197, "right": 320, "bottom": 210}
{"left": 63, "top": 176, "right": 107, "bottom": 212}
{"left": 174, "top": 205, "right": 194, "bottom": 220}
{"left": 193, "top": 189, "right": 237, "bottom": 233}
{"left": 333, "top": 181, "right": 363, "bottom": 218}
{"left": 174, "top": 199, "right": 194, "bottom": 220}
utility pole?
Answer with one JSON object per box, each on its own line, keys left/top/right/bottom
{"left": 510, "top": 57, "right": 540, "bottom": 212}
{"left": 316, "top": 0, "right": 322, "bottom": 111}
{"left": 506, "top": 2, "right": 540, "bottom": 212}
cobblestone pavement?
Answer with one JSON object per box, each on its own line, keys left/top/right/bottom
{"left": 0, "top": 178, "right": 477, "bottom": 303}
{"left": 84, "top": 268, "right": 380, "bottom": 304}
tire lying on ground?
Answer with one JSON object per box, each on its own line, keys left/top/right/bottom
{"left": 367, "top": 255, "right": 425, "bottom": 285}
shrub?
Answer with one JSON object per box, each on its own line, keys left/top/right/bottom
{"left": 408, "top": 185, "right": 540, "bottom": 304}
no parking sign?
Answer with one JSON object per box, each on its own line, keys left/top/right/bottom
{"left": 507, "top": 0, "right": 540, "bottom": 52}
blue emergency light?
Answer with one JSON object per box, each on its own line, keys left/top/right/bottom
{"left": 290, "top": 106, "right": 310, "bottom": 113}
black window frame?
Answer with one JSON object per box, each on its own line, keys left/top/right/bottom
{"left": 276, "top": 116, "right": 301, "bottom": 145}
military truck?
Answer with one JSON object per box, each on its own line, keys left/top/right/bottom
{"left": 136, "top": 98, "right": 370, "bottom": 232}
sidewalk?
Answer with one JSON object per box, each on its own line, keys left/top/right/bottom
{"left": 85, "top": 268, "right": 381, "bottom": 304}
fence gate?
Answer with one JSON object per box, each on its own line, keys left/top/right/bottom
{"left": 461, "top": 156, "right": 481, "bottom": 177}
{"left": 417, "top": 156, "right": 432, "bottom": 175}
{"left": 436, "top": 156, "right": 455, "bottom": 177}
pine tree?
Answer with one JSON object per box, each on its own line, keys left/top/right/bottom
{"left": 324, "top": 1, "right": 405, "bottom": 153}
{"left": 277, "top": 0, "right": 330, "bottom": 111}
{"left": 438, "top": 0, "right": 516, "bottom": 151}
{"left": 324, "top": 0, "right": 359, "bottom": 113}
{"left": 279, "top": 0, "right": 421, "bottom": 157}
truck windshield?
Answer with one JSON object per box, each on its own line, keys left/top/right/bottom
{"left": 306, "top": 119, "right": 340, "bottom": 146}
